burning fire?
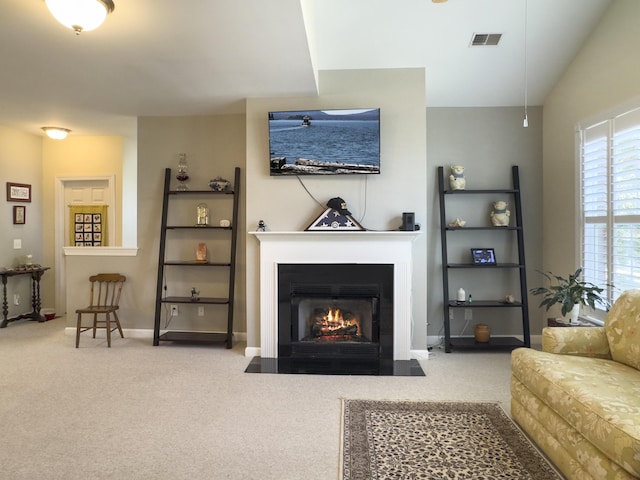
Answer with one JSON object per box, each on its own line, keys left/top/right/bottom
{"left": 316, "top": 308, "right": 360, "bottom": 336}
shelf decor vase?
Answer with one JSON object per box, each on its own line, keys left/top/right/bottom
{"left": 176, "top": 153, "right": 190, "bottom": 191}
{"left": 474, "top": 323, "right": 491, "bottom": 343}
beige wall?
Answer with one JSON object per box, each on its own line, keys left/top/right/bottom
{"left": 133, "top": 114, "right": 247, "bottom": 333}
{"left": 427, "top": 107, "right": 543, "bottom": 337}
{"left": 42, "top": 136, "right": 124, "bottom": 310}
{"left": 245, "top": 68, "right": 428, "bottom": 351}
{"left": 542, "top": 0, "right": 640, "bottom": 310}
{"left": 0, "top": 126, "right": 43, "bottom": 316}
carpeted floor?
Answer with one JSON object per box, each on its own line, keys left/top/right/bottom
{"left": 341, "top": 400, "right": 562, "bottom": 480}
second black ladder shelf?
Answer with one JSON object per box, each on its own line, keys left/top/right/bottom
{"left": 437, "top": 165, "right": 530, "bottom": 352}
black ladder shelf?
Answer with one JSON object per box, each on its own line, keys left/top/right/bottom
{"left": 153, "top": 167, "right": 240, "bottom": 348}
{"left": 437, "top": 165, "right": 530, "bottom": 352}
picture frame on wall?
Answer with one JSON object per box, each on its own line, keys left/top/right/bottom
{"left": 6, "top": 182, "right": 31, "bottom": 202}
{"left": 13, "top": 205, "right": 25, "bottom": 225}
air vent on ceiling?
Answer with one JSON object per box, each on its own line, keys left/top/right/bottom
{"left": 471, "top": 33, "right": 502, "bottom": 46}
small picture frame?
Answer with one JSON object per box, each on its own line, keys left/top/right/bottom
{"left": 13, "top": 205, "right": 26, "bottom": 225}
{"left": 470, "top": 248, "right": 496, "bottom": 265}
{"left": 6, "top": 182, "right": 31, "bottom": 202}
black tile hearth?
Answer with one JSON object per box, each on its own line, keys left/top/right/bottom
{"left": 244, "top": 356, "right": 425, "bottom": 376}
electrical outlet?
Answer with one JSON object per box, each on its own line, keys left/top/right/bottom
{"left": 197, "top": 306, "right": 205, "bottom": 317}
{"left": 13, "top": 294, "right": 20, "bottom": 306}
{"left": 170, "top": 304, "right": 178, "bottom": 316}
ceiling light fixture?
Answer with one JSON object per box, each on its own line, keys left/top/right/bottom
{"left": 523, "top": 0, "right": 529, "bottom": 128}
{"left": 42, "top": 127, "right": 71, "bottom": 140}
{"left": 432, "top": 0, "right": 448, "bottom": 3}
{"left": 45, "top": 0, "right": 115, "bottom": 35}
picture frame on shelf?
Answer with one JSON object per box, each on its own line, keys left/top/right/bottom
{"left": 6, "top": 182, "right": 31, "bottom": 202}
{"left": 470, "top": 248, "right": 496, "bottom": 265}
{"left": 13, "top": 205, "right": 25, "bottom": 225}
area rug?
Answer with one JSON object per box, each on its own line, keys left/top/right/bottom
{"left": 341, "top": 400, "right": 562, "bottom": 480}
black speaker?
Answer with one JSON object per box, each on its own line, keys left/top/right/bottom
{"left": 401, "top": 212, "right": 415, "bottom": 231}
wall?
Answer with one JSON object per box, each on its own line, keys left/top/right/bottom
{"left": 0, "top": 126, "right": 43, "bottom": 317}
{"left": 132, "top": 114, "right": 247, "bottom": 333}
{"left": 245, "top": 68, "right": 428, "bottom": 353}
{"left": 42, "top": 136, "right": 124, "bottom": 311}
{"left": 426, "top": 107, "right": 543, "bottom": 339}
{"left": 542, "top": 0, "right": 640, "bottom": 313}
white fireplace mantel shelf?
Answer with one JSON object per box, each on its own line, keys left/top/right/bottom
{"left": 249, "top": 230, "right": 421, "bottom": 360}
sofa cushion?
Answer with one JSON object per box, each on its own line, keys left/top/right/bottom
{"left": 605, "top": 289, "right": 640, "bottom": 370}
{"left": 512, "top": 348, "right": 640, "bottom": 477}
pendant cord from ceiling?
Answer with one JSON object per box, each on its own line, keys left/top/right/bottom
{"left": 523, "top": 0, "right": 529, "bottom": 128}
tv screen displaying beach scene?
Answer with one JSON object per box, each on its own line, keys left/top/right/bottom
{"left": 268, "top": 108, "right": 381, "bottom": 175}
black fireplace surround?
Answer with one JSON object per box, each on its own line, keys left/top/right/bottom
{"left": 277, "top": 263, "right": 394, "bottom": 374}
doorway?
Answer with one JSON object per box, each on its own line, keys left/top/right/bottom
{"left": 54, "top": 176, "right": 116, "bottom": 314}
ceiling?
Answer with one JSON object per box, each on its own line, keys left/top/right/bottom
{"left": 0, "top": 0, "right": 612, "bottom": 138}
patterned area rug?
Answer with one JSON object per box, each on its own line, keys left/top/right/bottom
{"left": 341, "top": 400, "right": 562, "bottom": 480}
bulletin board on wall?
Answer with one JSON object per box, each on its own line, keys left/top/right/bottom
{"left": 69, "top": 205, "right": 108, "bottom": 246}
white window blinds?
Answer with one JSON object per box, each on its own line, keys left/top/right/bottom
{"left": 581, "top": 107, "right": 640, "bottom": 305}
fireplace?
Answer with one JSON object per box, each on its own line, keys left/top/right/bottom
{"left": 278, "top": 264, "right": 393, "bottom": 369}
{"left": 247, "top": 231, "right": 424, "bottom": 375}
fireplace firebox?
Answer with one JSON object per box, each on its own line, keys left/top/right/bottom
{"left": 278, "top": 264, "right": 394, "bottom": 373}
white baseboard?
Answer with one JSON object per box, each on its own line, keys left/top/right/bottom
{"left": 245, "top": 346, "right": 261, "bottom": 357}
{"left": 65, "top": 328, "right": 247, "bottom": 342}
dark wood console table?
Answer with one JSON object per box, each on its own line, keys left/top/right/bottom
{"left": 0, "top": 267, "right": 50, "bottom": 328}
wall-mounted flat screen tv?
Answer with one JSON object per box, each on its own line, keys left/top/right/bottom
{"left": 268, "top": 108, "right": 381, "bottom": 176}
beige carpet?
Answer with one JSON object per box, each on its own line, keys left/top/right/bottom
{"left": 341, "top": 400, "right": 561, "bottom": 480}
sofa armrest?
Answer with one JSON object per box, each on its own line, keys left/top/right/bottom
{"left": 541, "top": 326, "right": 611, "bottom": 358}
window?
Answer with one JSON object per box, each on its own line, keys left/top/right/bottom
{"left": 580, "top": 107, "right": 640, "bottom": 308}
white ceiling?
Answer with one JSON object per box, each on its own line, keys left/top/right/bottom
{"left": 0, "top": 0, "right": 612, "bottom": 138}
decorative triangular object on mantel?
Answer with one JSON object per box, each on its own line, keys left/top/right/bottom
{"left": 305, "top": 207, "right": 366, "bottom": 231}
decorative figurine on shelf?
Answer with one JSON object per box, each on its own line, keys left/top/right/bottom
{"left": 490, "top": 200, "right": 510, "bottom": 226}
{"left": 190, "top": 287, "right": 200, "bottom": 301}
{"left": 256, "top": 220, "right": 267, "bottom": 232}
{"left": 448, "top": 218, "right": 466, "bottom": 228}
{"left": 219, "top": 219, "right": 230, "bottom": 228}
{"left": 449, "top": 165, "right": 466, "bottom": 190}
{"left": 209, "top": 176, "right": 231, "bottom": 192}
{"left": 504, "top": 294, "right": 516, "bottom": 304}
{"left": 196, "top": 203, "right": 209, "bottom": 226}
{"left": 176, "top": 153, "right": 190, "bottom": 191}
{"left": 196, "top": 243, "right": 207, "bottom": 262}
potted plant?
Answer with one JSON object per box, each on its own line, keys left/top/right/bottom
{"left": 530, "top": 268, "right": 612, "bottom": 323}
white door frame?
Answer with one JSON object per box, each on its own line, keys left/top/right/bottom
{"left": 54, "top": 175, "right": 116, "bottom": 313}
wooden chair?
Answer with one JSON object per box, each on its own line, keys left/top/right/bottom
{"left": 75, "top": 273, "right": 126, "bottom": 348}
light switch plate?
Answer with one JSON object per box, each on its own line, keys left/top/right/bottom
{"left": 13, "top": 239, "right": 21, "bottom": 249}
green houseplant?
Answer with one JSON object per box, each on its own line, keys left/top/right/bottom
{"left": 530, "top": 268, "right": 612, "bottom": 323}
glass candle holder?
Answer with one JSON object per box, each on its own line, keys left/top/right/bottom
{"left": 196, "top": 203, "right": 209, "bottom": 226}
{"left": 176, "top": 153, "right": 190, "bottom": 191}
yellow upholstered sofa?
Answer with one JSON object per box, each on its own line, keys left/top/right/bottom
{"left": 511, "top": 289, "right": 640, "bottom": 480}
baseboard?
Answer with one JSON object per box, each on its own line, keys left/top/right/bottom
{"left": 245, "top": 346, "right": 261, "bottom": 357}
{"left": 65, "top": 327, "right": 247, "bottom": 342}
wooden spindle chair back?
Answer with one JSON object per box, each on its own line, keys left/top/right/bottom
{"left": 75, "top": 273, "right": 126, "bottom": 347}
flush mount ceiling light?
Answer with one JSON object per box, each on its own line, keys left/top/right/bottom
{"left": 432, "top": 0, "right": 448, "bottom": 3}
{"left": 45, "top": 0, "right": 115, "bottom": 35}
{"left": 42, "top": 127, "right": 71, "bottom": 140}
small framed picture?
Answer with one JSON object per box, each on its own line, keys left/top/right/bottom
{"left": 6, "top": 182, "right": 31, "bottom": 202}
{"left": 470, "top": 248, "right": 496, "bottom": 265}
{"left": 13, "top": 205, "right": 26, "bottom": 225}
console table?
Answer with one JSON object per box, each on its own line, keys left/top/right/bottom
{"left": 0, "top": 267, "right": 50, "bottom": 328}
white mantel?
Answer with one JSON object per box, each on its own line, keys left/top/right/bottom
{"left": 249, "top": 231, "right": 421, "bottom": 360}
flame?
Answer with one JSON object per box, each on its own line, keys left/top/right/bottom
{"left": 319, "top": 308, "right": 360, "bottom": 335}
